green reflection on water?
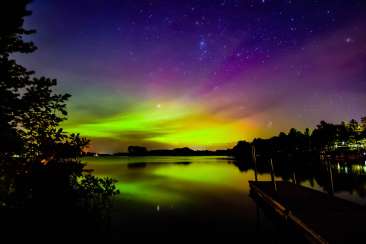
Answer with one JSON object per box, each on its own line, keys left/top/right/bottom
{"left": 85, "top": 156, "right": 357, "bottom": 207}
{"left": 80, "top": 155, "right": 366, "bottom": 235}
{"left": 115, "top": 181, "right": 187, "bottom": 204}
{"left": 83, "top": 156, "right": 254, "bottom": 206}
{"left": 153, "top": 163, "right": 245, "bottom": 187}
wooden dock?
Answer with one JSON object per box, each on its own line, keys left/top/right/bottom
{"left": 249, "top": 181, "right": 366, "bottom": 243}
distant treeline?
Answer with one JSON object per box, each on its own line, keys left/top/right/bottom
{"left": 84, "top": 117, "right": 366, "bottom": 159}
{"left": 83, "top": 146, "right": 231, "bottom": 156}
{"left": 115, "top": 146, "right": 231, "bottom": 156}
{"left": 232, "top": 117, "right": 366, "bottom": 160}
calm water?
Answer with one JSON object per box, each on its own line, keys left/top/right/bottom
{"left": 83, "top": 156, "right": 366, "bottom": 238}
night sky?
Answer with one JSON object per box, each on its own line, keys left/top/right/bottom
{"left": 17, "top": 0, "right": 366, "bottom": 152}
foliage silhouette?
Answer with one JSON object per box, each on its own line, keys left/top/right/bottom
{"left": 232, "top": 117, "right": 366, "bottom": 161}
{"left": 231, "top": 117, "right": 366, "bottom": 194}
{"left": 119, "top": 146, "right": 231, "bottom": 156}
{"left": 0, "top": 1, "right": 119, "bottom": 238}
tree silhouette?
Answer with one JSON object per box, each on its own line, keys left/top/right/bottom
{"left": 232, "top": 140, "right": 252, "bottom": 159}
{"left": 233, "top": 116, "right": 366, "bottom": 163}
{"left": 311, "top": 121, "right": 338, "bottom": 151}
{"left": 0, "top": 0, "right": 118, "bottom": 219}
{"left": 361, "top": 117, "right": 366, "bottom": 138}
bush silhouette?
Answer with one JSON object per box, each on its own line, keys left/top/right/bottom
{"left": 0, "top": 1, "right": 119, "bottom": 236}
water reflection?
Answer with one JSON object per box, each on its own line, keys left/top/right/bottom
{"left": 231, "top": 156, "right": 366, "bottom": 204}
{"left": 82, "top": 156, "right": 366, "bottom": 237}
{"left": 127, "top": 162, "right": 147, "bottom": 168}
{"left": 337, "top": 163, "right": 366, "bottom": 175}
{"left": 84, "top": 156, "right": 267, "bottom": 235}
{"left": 85, "top": 156, "right": 366, "bottom": 205}
{"left": 127, "top": 161, "right": 192, "bottom": 169}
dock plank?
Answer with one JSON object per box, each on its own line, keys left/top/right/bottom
{"left": 249, "top": 181, "right": 366, "bottom": 243}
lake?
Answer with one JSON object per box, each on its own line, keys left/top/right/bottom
{"left": 83, "top": 155, "right": 366, "bottom": 239}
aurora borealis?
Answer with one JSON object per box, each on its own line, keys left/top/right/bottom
{"left": 17, "top": 0, "right": 366, "bottom": 152}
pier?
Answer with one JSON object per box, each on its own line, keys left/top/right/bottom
{"left": 250, "top": 181, "right": 366, "bottom": 243}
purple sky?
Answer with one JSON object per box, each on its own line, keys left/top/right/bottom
{"left": 16, "top": 0, "right": 366, "bottom": 152}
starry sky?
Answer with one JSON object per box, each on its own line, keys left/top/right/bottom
{"left": 17, "top": 0, "right": 366, "bottom": 152}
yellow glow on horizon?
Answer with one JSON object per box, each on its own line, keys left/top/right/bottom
{"left": 63, "top": 99, "right": 255, "bottom": 148}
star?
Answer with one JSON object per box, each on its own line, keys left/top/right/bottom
{"left": 267, "top": 121, "right": 273, "bottom": 128}
{"left": 345, "top": 37, "right": 353, "bottom": 43}
{"left": 199, "top": 40, "right": 206, "bottom": 49}
{"left": 198, "top": 37, "right": 209, "bottom": 59}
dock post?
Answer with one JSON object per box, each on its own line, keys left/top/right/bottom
{"left": 270, "top": 158, "right": 277, "bottom": 193}
{"left": 292, "top": 171, "right": 297, "bottom": 185}
{"left": 252, "top": 145, "right": 258, "bottom": 182}
{"left": 292, "top": 159, "right": 297, "bottom": 184}
{"left": 328, "top": 160, "right": 334, "bottom": 196}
